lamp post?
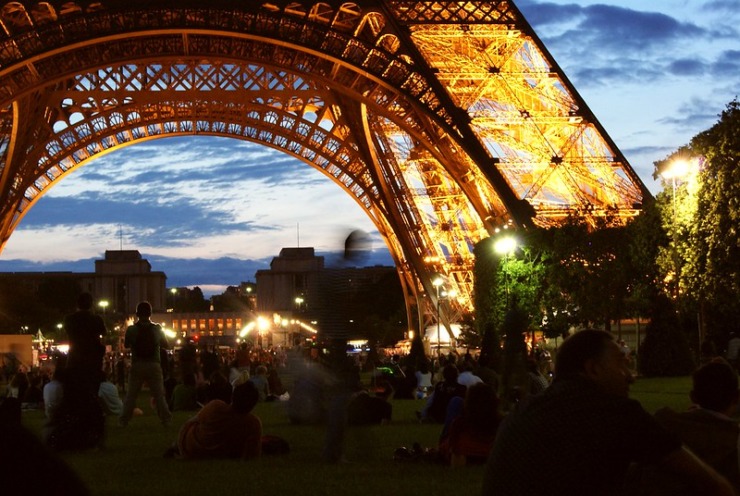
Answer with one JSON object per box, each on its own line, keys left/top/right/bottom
{"left": 661, "top": 158, "right": 696, "bottom": 353}
{"left": 660, "top": 159, "right": 690, "bottom": 300}
{"left": 98, "top": 300, "right": 109, "bottom": 317}
{"left": 494, "top": 236, "right": 518, "bottom": 308}
{"left": 432, "top": 276, "right": 444, "bottom": 360}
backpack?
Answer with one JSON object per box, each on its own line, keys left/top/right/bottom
{"left": 134, "top": 321, "right": 158, "bottom": 360}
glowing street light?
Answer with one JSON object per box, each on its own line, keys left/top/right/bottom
{"left": 432, "top": 276, "right": 444, "bottom": 360}
{"left": 98, "top": 300, "right": 109, "bottom": 316}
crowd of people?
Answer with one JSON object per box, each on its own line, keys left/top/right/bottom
{"left": 3, "top": 294, "right": 740, "bottom": 495}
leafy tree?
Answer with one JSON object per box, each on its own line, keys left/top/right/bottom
{"left": 211, "top": 286, "right": 251, "bottom": 312}
{"left": 171, "top": 286, "right": 210, "bottom": 312}
{"left": 686, "top": 100, "right": 740, "bottom": 340}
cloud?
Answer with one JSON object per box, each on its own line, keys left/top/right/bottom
{"left": 668, "top": 58, "right": 708, "bottom": 76}
{"left": 516, "top": 2, "right": 736, "bottom": 90}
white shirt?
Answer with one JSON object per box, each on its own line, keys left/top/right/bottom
{"left": 415, "top": 371, "right": 432, "bottom": 389}
{"left": 98, "top": 381, "right": 123, "bottom": 416}
{"left": 43, "top": 379, "right": 64, "bottom": 419}
{"left": 457, "top": 370, "right": 483, "bottom": 387}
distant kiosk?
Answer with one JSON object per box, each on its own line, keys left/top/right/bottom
{"left": 424, "top": 323, "right": 462, "bottom": 356}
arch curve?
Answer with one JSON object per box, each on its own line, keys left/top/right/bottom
{"left": 0, "top": 0, "right": 650, "bottom": 336}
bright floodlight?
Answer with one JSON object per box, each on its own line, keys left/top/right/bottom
{"left": 661, "top": 159, "right": 691, "bottom": 180}
{"left": 494, "top": 236, "right": 518, "bottom": 255}
{"left": 239, "top": 321, "right": 256, "bottom": 338}
{"left": 432, "top": 276, "right": 444, "bottom": 287}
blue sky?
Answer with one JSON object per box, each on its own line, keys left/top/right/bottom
{"left": 1, "top": 0, "right": 738, "bottom": 296}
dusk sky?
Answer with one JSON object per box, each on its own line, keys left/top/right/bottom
{"left": 1, "top": 0, "right": 738, "bottom": 296}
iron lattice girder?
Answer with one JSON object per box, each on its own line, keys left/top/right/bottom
{"left": 0, "top": 0, "right": 650, "bottom": 325}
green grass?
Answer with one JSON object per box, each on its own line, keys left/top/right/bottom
{"left": 21, "top": 396, "right": 483, "bottom": 496}
{"left": 630, "top": 375, "right": 693, "bottom": 413}
{"left": 17, "top": 376, "right": 694, "bottom": 496}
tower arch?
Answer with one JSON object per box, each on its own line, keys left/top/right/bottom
{"left": 0, "top": 0, "right": 650, "bottom": 337}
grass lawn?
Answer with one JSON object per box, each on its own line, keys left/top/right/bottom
{"left": 22, "top": 396, "right": 483, "bottom": 496}
{"left": 17, "top": 375, "right": 694, "bottom": 496}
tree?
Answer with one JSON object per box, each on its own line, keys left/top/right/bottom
{"left": 687, "top": 100, "right": 740, "bottom": 340}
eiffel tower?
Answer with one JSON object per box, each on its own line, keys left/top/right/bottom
{"left": 0, "top": 0, "right": 649, "bottom": 334}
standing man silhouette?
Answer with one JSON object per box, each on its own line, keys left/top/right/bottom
{"left": 119, "top": 301, "right": 172, "bottom": 427}
{"left": 46, "top": 292, "right": 107, "bottom": 450}
{"left": 64, "top": 292, "right": 107, "bottom": 397}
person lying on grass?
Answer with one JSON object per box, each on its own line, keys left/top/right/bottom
{"left": 164, "top": 380, "right": 262, "bottom": 460}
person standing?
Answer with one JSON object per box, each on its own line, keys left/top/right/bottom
{"left": 64, "top": 292, "right": 107, "bottom": 397}
{"left": 45, "top": 293, "right": 106, "bottom": 451}
{"left": 119, "top": 301, "right": 172, "bottom": 427}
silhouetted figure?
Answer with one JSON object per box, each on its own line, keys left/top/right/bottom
{"left": 204, "top": 370, "right": 233, "bottom": 405}
{"left": 167, "top": 381, "right": 262, "bottom": 460}
{"left": 45, "top": 294, "right": 107, "bottom": 452}
{"left": 347, "top": 386, "right": 392, "bottom": 425}
{"left": 322, "top": 339, "right": 361, "bottom": 463}
{"left": 483, "top": 329, "right": 734, "bottom": 496}
{"left": 64, "top": 292, "right": 107, "bottom": 398}
{"left": 119, "top": 301, "right": 172, "bottom": 427}
{"left": 1, "top": 396, "right": 91, "bottom": 495}
{"left": 635, "top": 359, "right": 740, "bottom": 494}
{"left": 171, "top": 373, "right": 198, "bottom": 411}
{"left": 287, "top": 359, "right": 325, "bottom": 425}
{"left": 439, "top": 382, "right": 502, "bottom": 466}
{"left": 420, "top": 364, "right": 466, "bottom": 423}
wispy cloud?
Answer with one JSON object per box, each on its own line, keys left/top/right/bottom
{"left": 1, "top": 1, "right": 738, "bottom": 291}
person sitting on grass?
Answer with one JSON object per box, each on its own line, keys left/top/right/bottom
{"left": 438, "top": 382, "right": 502, "bottom": 466}
{"left": 418, "top": 363, "right": 466, "bottom": 423}
{"left": 483, "top": 329, "right": 735, "bottom": 496}
{"left": 165, "top": 380, "right": 262, "bottom": 460}
{"left": 347, "top": 385, "right": 393, "bottom": 425}
{"left": 633, "top": 358, "right": 740, "bottom": 494}
{"left": 170, "top": 373, "right": 199, "bottom": 411}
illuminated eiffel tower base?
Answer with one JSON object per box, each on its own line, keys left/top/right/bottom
{"left": 0, "top": 1, "right": 649, "bottom": 337}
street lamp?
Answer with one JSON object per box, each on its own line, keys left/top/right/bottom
{"left": 661, "top": 157, "right": 697, "bottom": 353}
{"left": 98, "top": 300, "right": 109, "bottom": 315}
{"left": 660, "top": 158, "right": 692, "bottom": 299}
{"left": 494, "top": 235, "right": 518, "bottom": 307}
{"left": 432, "top": 276, "right": 444, "bottom": 360}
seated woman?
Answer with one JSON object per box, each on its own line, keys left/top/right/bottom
{"left": 173, "top": 381, "right": 262, "bottom": 460}
{"left": 420, "top": 364, "right": 466, "bottom": 423}
{"left": 439, "top": 382, "right": 502, "bottom": 466}
{"left": 171, "top": 373, "right": 199, "bottom": 411}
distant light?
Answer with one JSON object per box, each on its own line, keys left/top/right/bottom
{"left": 661, "top": 159, "right": 691, "bottom": 180}
{"left": 432, "top": 276, "right": 444, "bottom": 287}
{"left": 239, "top": 322, "right": 256, "bottom": 338}
{"left": 257, "top": 316, "right": 270, "bottom": 332}
{"left": 494, "top": 236, "right": 518, "bottom": 255}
